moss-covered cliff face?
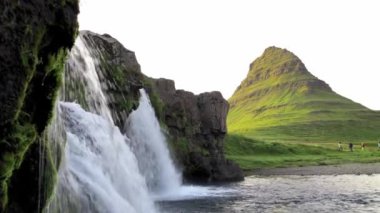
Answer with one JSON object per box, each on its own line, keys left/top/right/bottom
{"left": 65, "top": 31, "right": 144, "bottom": 128}
{"left": 147, "top": 78, "right": 244, "bottom": 183}
{"left": 0, "top": 0, "right": 79, "bottom": 212}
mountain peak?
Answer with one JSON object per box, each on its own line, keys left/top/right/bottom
{"left": 262, "top": 46, "right": 293, "bottom": 56}
{"left": 232, "top": 47, "right": 331, "bottom": 100}
{"left": 248, "top": 46, "right": 308, "bottom": 78}
{"left": 228, "top": 47, "right": 380, "bottom": 142}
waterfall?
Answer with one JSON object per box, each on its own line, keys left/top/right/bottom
{"left": 125, "top": 90, "right": 182, "bottom": 198}
{"left": 48, "top": 102, "right": 155, "bottom": 213}
{"left": 42, "top": 32, "right": 235, "bottom": 213}
{"left": 63, "top": 36, "right": 113, "bottom": 122}
{"left": 46, "top": 36, "right": 158, "bottom": 212}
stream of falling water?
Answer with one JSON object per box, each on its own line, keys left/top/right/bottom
{"left": 125, "top": 89, "right": 182, "bottom": 198}
{"left": 44, "top": 33, "right": 225, "bottom": 213}
{"left": 45, "top": 35, "right": 157, "bottom": 213}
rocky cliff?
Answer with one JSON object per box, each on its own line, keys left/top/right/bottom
{"left": 65, "top": 31, "right": 144, "bottom": 128}
{"left": 148, "top": 78, "right": 243, "bottom": 182}
{"left": 0, "top": 0, "right": 79, "bottom": 212}
{"left": 67, "top": 31, "right": 243, "bottom": 183}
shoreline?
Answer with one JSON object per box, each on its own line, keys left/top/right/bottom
{"left": 247, "top": 162, "right": 380, "bottom": 176}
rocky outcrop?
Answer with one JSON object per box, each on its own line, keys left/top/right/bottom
{"left": 148, "top": 78, "right": 244, "bottom": 182}
{"left": 0, "top": 0, "right": 79, "bottom": 212}
{"left": 66, "top": 31, "right": 243, "bottom": 183}
{"left": 65, "top": 31, "right": 144, "bottom": 128}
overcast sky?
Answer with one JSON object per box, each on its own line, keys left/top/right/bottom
{"left": 79, "top": 0, "right": 380, "bottom": 110}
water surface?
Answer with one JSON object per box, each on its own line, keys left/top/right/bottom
{"left": 159, "top": 175, "right": 380, "bottom": 213}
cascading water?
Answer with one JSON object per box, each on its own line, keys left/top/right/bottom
{"left": 45, "top": 33, "right": 225, "bottom": 213}
{"left": 46, "top": 36, "right": 157, "bottom": 212}
{"left": 52, "top": 102, "right": 155, "bottom": 213}
{"left": 64, "top": 36, "right": 113, "bottom": 122}
{"left": 124, "top": 90, "right": 227, "bottom": 203}
{"left": 125, "top": 90, "right": 182, "bottom": 197}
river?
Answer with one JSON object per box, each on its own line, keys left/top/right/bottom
{"left": 159, "top": 175, "right": 380, "bottom": 213}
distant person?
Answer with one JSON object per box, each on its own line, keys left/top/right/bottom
{"left": 361, "top": 142, "right": 365, "bottom": 151}
{"left": 349, "top": 143, "right": 353, "bottom": 152}
{"left": 338, "top": 142, "right": 343, "bottom": 151}
{"left": 378, "top": 140, "right": 380, "bottom": 151}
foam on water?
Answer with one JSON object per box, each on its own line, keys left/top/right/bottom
{"left": 153, "top": 185, "right": 236, "bottom": 201}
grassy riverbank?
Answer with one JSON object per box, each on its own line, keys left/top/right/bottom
{"left": 225, "top": 134, "right": 380, "bottom": 172}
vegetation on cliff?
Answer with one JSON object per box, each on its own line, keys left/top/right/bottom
{"left": 65, "top": 31, "right": 144, "bottom": 129}
{"left": 0, "top": 0, "right": 79, "bottom": 212}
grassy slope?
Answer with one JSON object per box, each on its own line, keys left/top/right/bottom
{"left": 226, "top": 47, "right": 380, "bottom": 170}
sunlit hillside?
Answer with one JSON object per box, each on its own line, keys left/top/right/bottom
{"left": 228, "top": 47, "right": 380, "bottom": 143}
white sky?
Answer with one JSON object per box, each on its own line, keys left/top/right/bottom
{"left": 78, "top": 0, "right": 380, "bottom": 110}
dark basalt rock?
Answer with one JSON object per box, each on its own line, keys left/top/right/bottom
{"left": 149, "top": 78, "right": 244, "bottom": 183}
{"left": 65, "top": 31, "right": 243, "bottom": 185}
{"left": 65, "top": 31, "right": 144, "bottom": 129}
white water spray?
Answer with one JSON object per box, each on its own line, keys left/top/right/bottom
{"left": 46, "top": 34, "right": 223, "bottom": 213}
{"left": 125, "top": 89, "right": 225, "bottom": 202}
{"left": 125, "top": 89, "right": 182, "bottom": 198}
{"left": 64, "top": 36, "right": 113, "bottom": 122}
{"left": 46, "top": 36, "right": 156, "bottom": 212}
{"left": 50, "top": 102, "right": 156, "bottom": 213}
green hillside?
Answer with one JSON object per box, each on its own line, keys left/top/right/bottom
{"left": 228, "top": 46, "right": 380, "bottom": 143}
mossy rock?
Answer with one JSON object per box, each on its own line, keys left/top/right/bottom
{"left": 6, "top": 136, "right": 59, "bottom": 213}
{"left": 64, "top": 31, "right": 145, "bottom": 129}
{"left": 0, "top": 0, "right": 79, "bottom": 212}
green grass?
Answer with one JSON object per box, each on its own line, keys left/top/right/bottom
{"left": 225, "top": 47, "right": 380, "bottom": 173}
{"left": 224, "top": 134, "right": 380, "bottom": 172}
{"left": 227, "top": 46, "right": 380, "bottom": 143}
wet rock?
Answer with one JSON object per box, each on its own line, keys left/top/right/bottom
{"left": 0, "top": 0, "right": 79, "bottom": 212}
{"left": 150, "top": 78, "right": 244, "bottom": 183}
{"left": 65, "top": 31, "right": 243, "bottom": 184}
{"left": 65, "top": 31, "right": 144, "bottom": 128}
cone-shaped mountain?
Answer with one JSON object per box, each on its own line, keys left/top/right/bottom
{"left": 228, "top": 46, "right": 380, "bottom": 142}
